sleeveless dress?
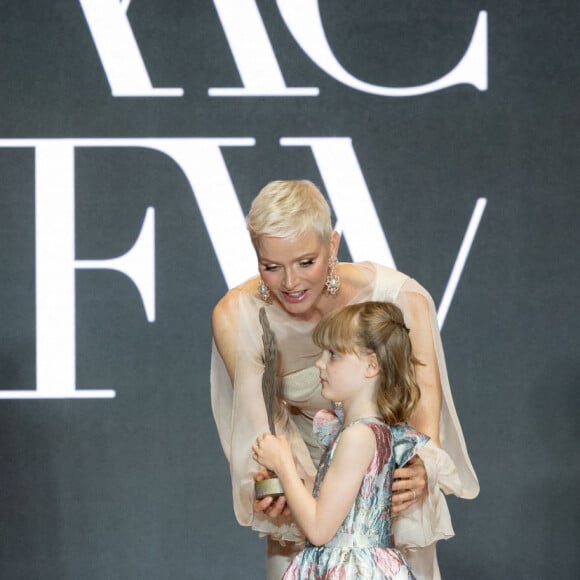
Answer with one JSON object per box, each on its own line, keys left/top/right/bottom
{"left": 283, "top": 410, "right": 429, "bottom": 580}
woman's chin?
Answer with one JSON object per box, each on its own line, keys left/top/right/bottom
{"left": 278, "top": 294, "right": 316, "bottom": 317}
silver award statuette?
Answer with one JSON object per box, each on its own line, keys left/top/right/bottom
{"left": 254, "top": 307, "right": 285, "bottom": 500}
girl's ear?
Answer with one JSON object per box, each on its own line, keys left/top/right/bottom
{"left": 364, "top": 353, "right": 380, "bottom": 378}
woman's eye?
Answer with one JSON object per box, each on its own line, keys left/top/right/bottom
{"left": 300, "top": 260, "right": 315, "bottom": 267}
{"left": 263, "top": 265, "right": 279, "bottom": 272}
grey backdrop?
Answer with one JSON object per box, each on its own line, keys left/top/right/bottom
{"left": 0, "top": 1, "right": 578, "bottom": 578}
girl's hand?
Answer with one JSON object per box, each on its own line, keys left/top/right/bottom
{"left": 251, "top": 434, "right": 294, "bottom": 518}
{"left": 392, "top": 455, "right": 428, "bottom": 514}
{"left": 252, "top": 433, "right": 291, "bottom": 473}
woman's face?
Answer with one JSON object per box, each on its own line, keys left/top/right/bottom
{"left": 257, "top": 230, "right": 338, "bottom": 320}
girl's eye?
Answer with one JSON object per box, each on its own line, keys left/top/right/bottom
{"left": 328, "top": 349, "right": 337, "bottom": 360}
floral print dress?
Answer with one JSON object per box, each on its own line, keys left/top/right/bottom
{"left": 283, "top": 409, "right": 429, "bottom": 580}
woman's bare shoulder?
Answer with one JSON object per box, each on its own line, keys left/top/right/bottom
{"left": 338, "top": 262, "right": 375, "bottom": 295}
{"left": 212, "top": 277, "right": 259, "bottom": 326}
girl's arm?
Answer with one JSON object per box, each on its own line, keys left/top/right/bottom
{"left": 253, "top": 424, "right": 375, "bottom": 546}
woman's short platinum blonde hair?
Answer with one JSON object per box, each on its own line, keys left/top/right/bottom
{"left": 247, "top": 180, "right": 333, "bottom": 247}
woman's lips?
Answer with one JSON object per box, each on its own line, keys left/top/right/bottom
{"left": 281, "top": 289, "right": 307, "bottom": 303}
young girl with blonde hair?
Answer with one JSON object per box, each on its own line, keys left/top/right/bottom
{"left": 253, "top": 301, "right": 430, "bottom": 579}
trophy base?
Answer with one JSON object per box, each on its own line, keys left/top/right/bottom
{"left": 255, "top": 477, "right": 284, "bottom": 499}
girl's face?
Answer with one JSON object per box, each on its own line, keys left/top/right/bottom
{"left": 257, "top": 230, "right": 338, "bottom": 320}
{"left": 315, "top": 349, "right": 369, "bottom": 404}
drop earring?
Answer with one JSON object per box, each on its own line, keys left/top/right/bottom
{"left": 257, "top": 279, "right": 271, "bottom": 302}
{"left": 325, "top": 257, "right": 340, "bottom": 296}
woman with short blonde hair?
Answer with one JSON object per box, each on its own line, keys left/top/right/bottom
{"left": 211, "top": 180, "right": 479, "bottom": 579}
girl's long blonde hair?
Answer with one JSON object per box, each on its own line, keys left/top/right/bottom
{"left": 312, "top": 301, "right": 422, "bottom": 424}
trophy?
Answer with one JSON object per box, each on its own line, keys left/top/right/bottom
{"left": 254, "top": 307, "right": 285, "bottom": 500}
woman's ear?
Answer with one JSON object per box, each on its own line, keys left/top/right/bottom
{"left": 364, "top": 353, "right": 380, "bottom": 378}
{"left": 329, "top": 230, "right": 341, "bottom": 256}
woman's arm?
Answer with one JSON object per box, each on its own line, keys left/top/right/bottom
{"left": 212, "top": 291, "right": 288, "bottom": 515}
{"left": 389, "top": 279, "right": 479, "bottom": 564}
{"left": 253, "top": 425, "right": 375, "bottom": 546}
{"left": 212, "top": 290, "right": 316, "bottom": 531}
{"left": 392, "top": 455, "right": 429, "bottom": 514}
{"left": 211, "top": 290, "right": 240, "bottom": 383}
{"left": 388, "top": 289, "right": 442, "bottom": 511}
{"left": 404, "top": 290, "right": 442, "bottom": 445}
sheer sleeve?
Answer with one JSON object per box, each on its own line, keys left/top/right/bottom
{"left": 386, "top": 276, "right": 479, "bottom": 571}
{"left": 210, "top": 293, "right": 316, "bottom": 543}
{"left": 394, "top": 277, "right": 479, "bottom": 499}
{"left": 368, "top": 265, "right": 479, "bottom": 561}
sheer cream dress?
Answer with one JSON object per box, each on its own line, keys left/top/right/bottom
{"left": 211, "top": 262, "right": 479, "bottom": 580}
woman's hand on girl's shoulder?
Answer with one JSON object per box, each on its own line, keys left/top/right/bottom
{"left": 392, "top": 455, "right": 428, "bottom": 513}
